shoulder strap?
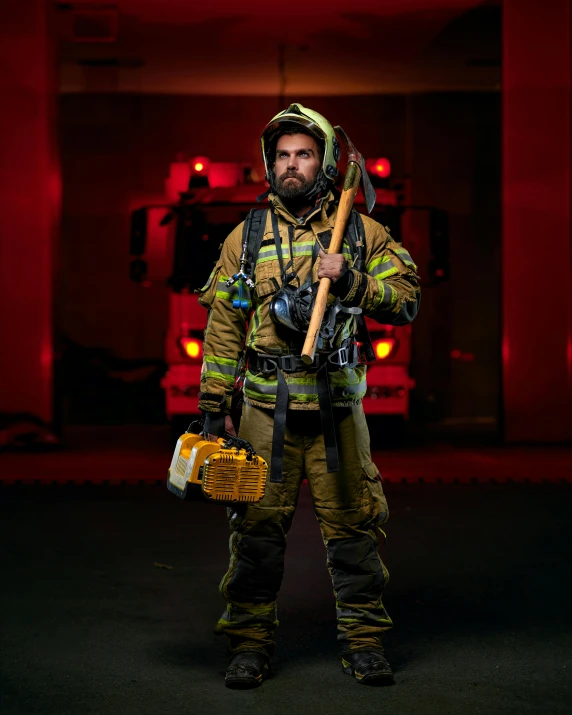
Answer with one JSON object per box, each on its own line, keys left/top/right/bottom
{"left": 348, "top": 210, "right": 374, "bottom": 361}
{"left": 246, "top": 208, "right": 269, "bottom": 273}
{"left": 349, "top": 209, "right": 366, "bottom": 271}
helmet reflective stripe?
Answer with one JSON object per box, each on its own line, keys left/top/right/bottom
{"left": 260, "top": 102, "right": 339, "bottom": 184}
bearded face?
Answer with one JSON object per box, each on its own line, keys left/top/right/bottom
{"left": 272, "top": 132, "right": 323, "bottom": 205}
{"left": 275, "top": 170, "right": 317, "bottom": 200}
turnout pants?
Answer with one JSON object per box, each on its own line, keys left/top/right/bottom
{"left": 215, "top": 402, "right": 392, "bottom": 656}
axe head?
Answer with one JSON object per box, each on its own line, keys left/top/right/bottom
{"left": 334, "top": 125, "right": 376, "bottom": 214}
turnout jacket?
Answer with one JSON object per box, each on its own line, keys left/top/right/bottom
{"left": 198, "top": 191, "right": 420, "bottom": 414}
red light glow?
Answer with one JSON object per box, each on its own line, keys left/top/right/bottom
{"left": 373, "top": 338, "right": 395, "bottom": 360}
{"left": 180, "top": 338, "right": 202, "bottom": 359}
{"left": 366, "top": 157, "right": 391, "bottom": 179}
{"left": 191, "top": 156, "right": 210, "bottom": 174}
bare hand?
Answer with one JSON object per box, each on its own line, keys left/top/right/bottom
{"left": 318, "top": 249, "right": 346, "bottom": 282}
{"left": 208, "top": 414, "right": 237, "bottom": 442}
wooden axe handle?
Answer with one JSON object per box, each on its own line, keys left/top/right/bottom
{"left": 301, "top": 163, "right": 361, "bottom": 364}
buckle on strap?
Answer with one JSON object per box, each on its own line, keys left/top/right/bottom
{"left": 255, "top": 354, "right": 300, "bottom": 374}
{"left": 328, "top": 346, "right": 349, "bottom": 368}
{"left": 279, "top": 354, "right": 298, "bottom": 372}
{"left": 255, "top": 356, "right": 277, "bottom": 375}
{"left": 253, "top": 351, "right": 306, "bottom": 374}
{"left": 251, "top": 345, "right": 356, "bottom": 375}
{"left": 326, "top": 341, "right": 359, "bottom": 369}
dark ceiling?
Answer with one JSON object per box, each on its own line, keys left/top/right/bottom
{"left": 56, "top": 0, "right": 501, "bottom": 94}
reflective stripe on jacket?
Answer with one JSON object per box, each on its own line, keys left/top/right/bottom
{"left": 197, "top": 191, "right": 420, "bottom": 413}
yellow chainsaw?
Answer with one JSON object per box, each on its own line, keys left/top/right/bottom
{"left": 167, "top": 421, "right": 267, "bottom": 504}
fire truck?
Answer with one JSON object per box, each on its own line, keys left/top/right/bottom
{"left": 129, "top": 157, "right": 416, "bottom": 431}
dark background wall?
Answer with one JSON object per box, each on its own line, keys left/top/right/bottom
{"left": 59, "top": 92, "right": 500, "bottom": 424}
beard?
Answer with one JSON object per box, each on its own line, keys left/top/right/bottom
{"left": 274, "top": 170, "right": 320, "bottom": 204}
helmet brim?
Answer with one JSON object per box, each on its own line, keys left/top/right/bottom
{"left": 263, "top": 115, "right": 327, "bottom": 144}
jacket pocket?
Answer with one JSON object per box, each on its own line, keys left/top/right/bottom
{"left": 254, "top": 276, "right": 280, "bottom": 301}
{"left": 253, "top": 258, "right": 281, "bottom": 301}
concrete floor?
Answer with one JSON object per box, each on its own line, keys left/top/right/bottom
{"left": 1, "top": 452, "right": 572, "bottom": 715}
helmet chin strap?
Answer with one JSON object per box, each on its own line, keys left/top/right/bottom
{"left": 303, "top": 170, "right": 329, "bottom": 203}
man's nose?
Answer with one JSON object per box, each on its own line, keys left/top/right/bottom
{"left": 287, "top": 155, "right": 298, "bottom": 170}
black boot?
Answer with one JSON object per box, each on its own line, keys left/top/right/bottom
{"left": 341, "top": 649, "right": 394, "bottom": 686}
{"left": 225, "top": 651, "right": 271, "bottom": 689}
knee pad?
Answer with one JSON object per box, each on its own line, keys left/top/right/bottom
{"left": 326, "top": 535, "right": 386, "bottom": 603}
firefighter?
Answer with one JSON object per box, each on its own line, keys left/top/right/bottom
{"left": 198, "top": 104, "right": 420, "bottom": 689}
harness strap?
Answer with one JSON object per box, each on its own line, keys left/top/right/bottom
{"left": 348, "top": 211, "right": 375, "bottom": 360}
{"left": 271, "top": 210, "right": 299, "bottom": 287}
{"left": 245, "top": 208, "right": 268, "bottom": 276}
{"left": 270, "top": 211, "right": 285, "bottom": 278}
{"left": 248, "top": 341, "right": 358, "bottom": 482}
{"left": 244, "top": 208, "right": 369, "bottom": 480}
{"left": 249, "top": 341, "right": 358, "bottom": 374}
{"left": 317, "top": 363, "right": 339, "bottom": 473}
{"left": 270, "top": 365, "right": 289, "bottom": 483}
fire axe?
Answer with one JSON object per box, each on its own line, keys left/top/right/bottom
{"left": 301, "top": 126, "right": 377, "bottom": 364}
